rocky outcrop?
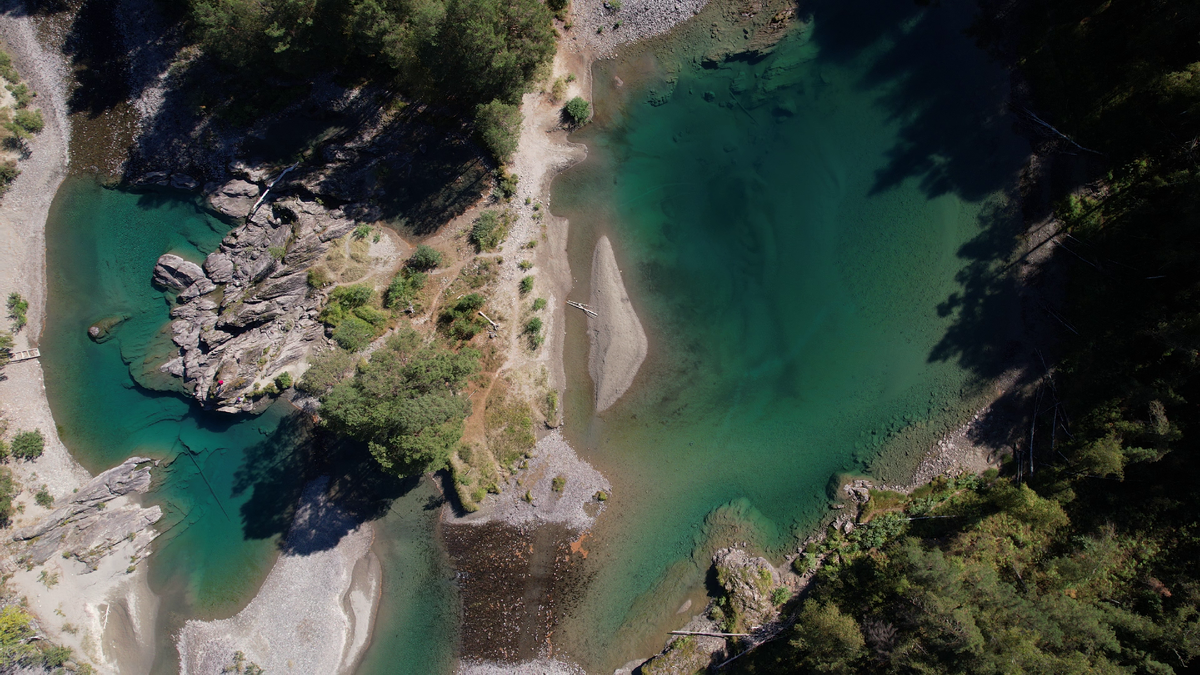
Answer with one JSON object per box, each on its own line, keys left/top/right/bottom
{"left": 13, "top": 457, "right": 162, "bottom": 569}
{"left": 639, "top": 548, "right": 788, "bottom": 673}
{"left": 206, "top": 179, "right": 260, "bottom": 219}
{"left": 713, "top": 547, "right": 781, "bottom": 633}
{"left": 156, "top": 189, "right": 360, "bottom": 412}
{"left": 152, "top": 254, "right": 206, "bottom": 291}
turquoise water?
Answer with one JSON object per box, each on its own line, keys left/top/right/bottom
{"left": 552, "top": 0, "right": 1028, "bottom": 668}
{"left": 41, "top": 181, "right": 311, "bottom": 652}
{"left": 41, "top": 178, "right": 457, "bottom": 671}
{"left": 355, "top": 478, "right": 458, "bottom": 675}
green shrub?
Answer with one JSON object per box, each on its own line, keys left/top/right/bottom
{"left": 274, "top": 371, "right": 293, "bottom": 390}
{"left": 332, "top": 316, "right": 376, "bottom": 351}
{"left": 34, "top": 487, "right": 52, "bottom": 508}
{"left": 551, "top": 475, "right": 566, "bottom": 492}
{"left": 11, "top": 430, "right": 44, "bottom": 460}
{"left": 353, "top": 304, "right": 388, "bottom": 326}
{"left": 0, "top": 161, "right": 18, "bottom": 195}
{"left": 564, "top": 97, "right": 590, "bottom": 125}
{"left": 439, "top": 293, "right": 488, "bottom": 341}
{"left": 297, "top": 348, "right": 355, "bottom": 395}
{"left": 470, "top": 210, "right": 511, "bottom": 251}
{"left": 524, "top": 317, "right": 543, "bottom": 334}
{"left": 532, "top": 297, "right": 547, "bottom": 311}
{"left": 771, "top": 586, "right": 790, "bottom": 606}
{"left": 330, "top": 284, "right": 373, "bottom": 308}
{"left": 517, "top": 260, "right": 532, "bottom": 270}
{"left": 353, "top": 223, "right": 372, "bottom": 240}
{"left": 7, "top": 82, "right": 33, "bottom": 108}
{"left": 519, "top": 275, "right": 534, "bottom": 294}
{"left": 0, "top": 331, "right": 11, "bottom": 373}
{"left": 7, "top": 292, "right": 27, "bottom": 331}
{"left": 497, "top": 170, "right": 519, "bottom": 200}
{"left": 408, "top": 244, "right": 443, "bottom": 270}
{"left": 385, "top": 270, "right": 427, "bottom": 309}
{"left": 268, "top": 245, "right": 286, "bottom": 260}
{"left": 13, "top": 108, "right": 41, "bottom": 134}
{"left": 475, "top": 100, "right": 523, "bottom": 164}
{"left": 0, "top": 468, "right": 13, "bottom": 524}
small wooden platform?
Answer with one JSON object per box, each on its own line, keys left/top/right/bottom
{"left": 10, "top": 348, "right": 40, "bottom": 362}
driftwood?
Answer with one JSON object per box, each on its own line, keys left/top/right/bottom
{"left": 1018, "top": 107, "right": 1103, "bottom": 155}
{"left": 478, "top": 311, "right": 500, "bottom": 329}
{"left": 249, "top": 162, "right": 300, "bottom": 216}
{"left": 566, "top": 301, "right": 598, "bottom": 317}
{"left": 668, "top": 631, "right": 751, "bottom": 638}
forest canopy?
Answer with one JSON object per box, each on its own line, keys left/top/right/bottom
{"left": 186, "top": 0, "right": 556, "bottom": 107}
{"left": 319, "top": 327, "right": 479, "bottom": 475}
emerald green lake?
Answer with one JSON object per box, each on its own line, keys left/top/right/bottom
{"left": 37, "top": 0, "right": 1029, "bottom": 671}
{"left": 551, "top": 0, "right": 1028, "bottom": 668}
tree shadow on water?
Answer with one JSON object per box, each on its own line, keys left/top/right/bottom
{"left": 229, "top": 412, "right": 417, "bottom": 555}
{"left": 801, "top": 0, "right": 1039, "bottom": 383}
{"left": 805, "top": 0, "right": 1029, "bottom": 203}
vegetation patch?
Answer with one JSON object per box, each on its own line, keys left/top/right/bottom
{"left": 469, "top": 209, "right": 513, "bottom": 252}
{"left": 320, "top": 327, "right": 479, "bottom": 475}
{"left": 438, "top": 293, "right": 489, "bottom": 341}
{"left": 484, "top": 379, "right": 535, "bottom": 469}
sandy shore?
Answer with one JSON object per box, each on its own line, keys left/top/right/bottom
{"left": 0, "top": 7, "right": 165, "bottom": 674}
{"left": 178, "top": 477, "right": 380, "bottom": 675}
{"left": 587, "top": 236, "right": 648, "bottom": 412}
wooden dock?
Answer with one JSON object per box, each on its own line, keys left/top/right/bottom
{"left": 9, "top": 348, "right": 39, "bottom": 362}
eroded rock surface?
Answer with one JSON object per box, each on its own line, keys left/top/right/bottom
{"left": 13, "top": 457, "right": 162, "bottom": 569}
{"left": 207, "top": 179, "right": 260, "bottom": 219}
{"left": 152, "top": 254, "right": 206, "bottom": 291}
{"left": 713, "top": 547, "right": 780, "bottom": 632}
{"left": 157, "top": 193, "right": 358, "bottom": 412}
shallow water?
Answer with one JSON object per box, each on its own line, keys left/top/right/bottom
{"left": 551, "top": 0, "right": 1028, "bottom": 668}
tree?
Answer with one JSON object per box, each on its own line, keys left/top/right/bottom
{"left": 791, "top": 601, "right": 865, "bottom": 674}
{"left": 435, "top": 0, "right": 556, "bottom": 104}
{"left": 332, "top": 316, "right": 376, "bottom": 351}
{"left": 475, "top": 100, "right": 523, "bottom": 164}
{"left": 320, "top": 328, "right": 480, "bottom": 475}
{"left": 408, "top": 244, "right": 443, "bottom": 270}
{"left": 297, "top": 347, "right": 355, "bottom": 395}
{"left": 564, "top": 96, "right": 590, "bottom": 126}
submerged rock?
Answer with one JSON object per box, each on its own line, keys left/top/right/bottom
{"left": 87, "top": 314, "right": 128, "bottom": 342}
{"left": 152, "top": 253, "right": 206, "bottom": 291}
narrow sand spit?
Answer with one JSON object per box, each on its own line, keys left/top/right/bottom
{"left": 178, "top": 478, "right": 380, "bottom": 675}
{"left": 588, "top": 236, "right": 648, "bottom": 412}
